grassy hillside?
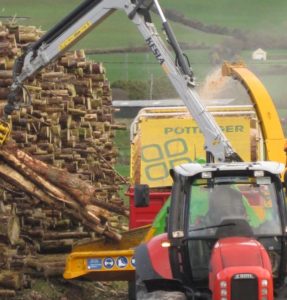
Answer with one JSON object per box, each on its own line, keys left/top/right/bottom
{"left": 162, "top": 0, "right": 287, "bottom": 35}
{"left": 2, "top": 0, "right": 286, "bottom": 48}
{"left": 1, "top": 0, "right": 287, "bottom": 117}
{"left": 0, "top": 0, "right": 228, "bottom": 48}
{"left": 2, "top": 0, "right": 287, "bottom": 34}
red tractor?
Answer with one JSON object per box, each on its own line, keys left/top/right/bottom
{"left": 135, "top": 161, "right": 287, "bottom": 299}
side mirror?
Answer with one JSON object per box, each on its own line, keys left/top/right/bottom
{"left": 134, "top": 184, "right": 150, "bottom": 207}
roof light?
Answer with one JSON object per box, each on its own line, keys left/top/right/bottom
{"left": 202, "top": 171, "right": 212, "bottom": 178}
{"left": 254, "top": 170, "right": 264, "bottom": 177}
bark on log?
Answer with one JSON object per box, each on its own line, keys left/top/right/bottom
{"left": 39, "top": 239, "right": 75, "bottom": 253}
{"left": 0, "top": 145, "right": 124, "bottom": 240}
{"left": 9, "top": 147, "right": 127, "bottom": 216}
{"left": 0, "top": 271, "right": 23, "bottom": 290}
{"left": 0, "top": 289, "right": 16, "bottom": 297}
{"left": 43, "top": 231, "right": 90, "bottom": 240}
{"left": 0, "top": 215, "right": 20, "bottom": 246}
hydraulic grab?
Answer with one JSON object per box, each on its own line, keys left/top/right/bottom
{"left": 4, "top": 0, "right": 241, "bottom": 162}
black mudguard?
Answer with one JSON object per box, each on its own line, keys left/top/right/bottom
{"left": 135, "top": 244, "right": 183, "bottom": 293}
{"left": 135, "top": 243, "right": 162, "bottom": 281}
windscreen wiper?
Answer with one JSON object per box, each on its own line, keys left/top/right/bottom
{"left": 189, "top": 222, "right": 236, "bottom": 232}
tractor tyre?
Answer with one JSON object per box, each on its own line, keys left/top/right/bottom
{"left": 276, "top": 285, "right": 287, "bottom": 300}
{"left": 136, "top": 277, "right": 186, "bottom": 300}
{"left": 137, "top": 290, "right": 187, "bottom": 300}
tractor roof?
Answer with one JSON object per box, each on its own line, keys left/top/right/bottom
{"left": 173, "top": 161, "right": 285, "bottom": 177}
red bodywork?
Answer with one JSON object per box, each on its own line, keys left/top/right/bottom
{"left": 146, "top": 233, "right": 173, "bottom": 279}
{"left": 209, "top": 237, "right": 273, "bottom": 300}
{"left": 127, "top": 188, "right": 170, "bottom": 229}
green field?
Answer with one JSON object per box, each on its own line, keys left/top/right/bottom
{"left": 0, "top": 1, "right": 226, "bottom": 48}
{"left": 114, "top": 127, "right": 130, "bottom": 177}
{"left": 2, "top": 0, "right": 287, "bottom": 35}
{"left": 1, "top": 1, "right": 287, "bottom": 120}
{"left": 88, "top": 49, "right": 212, "bottom": 82}
{"left": 162, "top": 0, "right": 287, "bottom": 35}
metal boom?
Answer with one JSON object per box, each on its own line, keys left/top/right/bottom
{"left": 5, "top": 0, "right": 241, "bottom": 162}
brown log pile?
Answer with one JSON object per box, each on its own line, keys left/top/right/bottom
{"left": 0, "top": 143, "right": 128, "bottom": 240}
{"left": 0, "top": 23, "right": 126, "bottom": 195}
{"left": 0, "top": 153, "right": 128, "bottom": 293}
{"left": 0, "top": 21, "right": 129, "bottom": 295}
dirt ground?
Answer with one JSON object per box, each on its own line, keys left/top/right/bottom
{"left": 14, "top": 279, "right": 128, "bottom": 300}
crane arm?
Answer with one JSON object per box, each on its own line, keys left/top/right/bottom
{"left": 4, "top": 0, "right": 241, "bottom": 162}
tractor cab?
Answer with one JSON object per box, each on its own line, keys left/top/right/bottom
{"left": 135, "top": 161, "right": 287, "bottom": 299}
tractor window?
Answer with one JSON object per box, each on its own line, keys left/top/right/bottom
{"left": 188, "top": 178, "right": 282, "bottom": 238}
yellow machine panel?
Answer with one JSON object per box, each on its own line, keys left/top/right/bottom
{"left": 64, "top": 225, "right": 150, "bottom": 281}
{"left": 140, "top": 116, "right": 251, "bottom": 187}
{"left": 131, "top": 106, "right": 260, "bottom": 188}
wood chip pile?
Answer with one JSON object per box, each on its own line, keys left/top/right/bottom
{"left": 0, "top": 22, "right": 128, "bottom": 296}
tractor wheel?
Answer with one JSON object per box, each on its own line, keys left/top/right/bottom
{"left": 136, "top": 277, "right": 186, "bottom": 300}
{"left": 137, "top": 290, "right": 187, "bottom": 300}
{"left": 276, "top": 285, "right": 287, "bottom": 300}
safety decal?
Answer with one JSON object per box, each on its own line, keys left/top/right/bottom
{"left": 131, "top": 257, "right": 136, "bottom": 267}
{"left": 116, "top": 256, "right": 128, "bottom": 269}
{"left": 103, "top": 257, "right": 115, "bottom": 269}
{"left": 87, "top": 258, "right": 102, "bottom": 270}
{"left": 59, "top": 21, "right": 92, "bottom": 50}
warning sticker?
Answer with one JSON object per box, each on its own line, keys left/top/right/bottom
{"left": 131, "top": 257, "right": 136, "bottom": 267}
{"left": 103, "top": 257, "right": 115, "bottom": 269}
{"left": 87, "top": 258, "right": 102, "bottom": 270}
{"left": 59, "top": 21, "right": 92, "bottom": 50}
{"left": 116, "top": 256, "right": 128, "bottom": 269}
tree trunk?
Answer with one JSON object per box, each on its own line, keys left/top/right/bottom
{"left": 0, "top": 271, "right": 23, "bottom": 290}
{"left": 0, "top": 210, "right": 20, "bottom": 246}
{"left": 0, "top": 289, "right": 16, "bottom": 297}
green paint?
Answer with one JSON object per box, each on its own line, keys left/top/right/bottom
{"left": 151, "top": 198, "right": 170, "bottom": 236}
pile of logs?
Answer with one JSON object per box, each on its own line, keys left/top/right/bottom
{"left": 0, "top": 144, "right": 129, "bottom": 239}
{"left": 0, "top": 22, "right": 126, "bottom": 195}
{"left": 0, "top": 22, "right": 128, "bottom": 296}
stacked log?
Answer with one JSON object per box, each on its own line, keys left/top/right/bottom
{"left": 0, "top": 22, "right": 127, "bottom": 203}
{"left": 0, "top": 144, "right": 130, "bottom": 296}
{"left": 0, "top": 22, "right": 128, "bottom": 295}
{"left": 0, "top": 203, "right": 30, "bottom": 295}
